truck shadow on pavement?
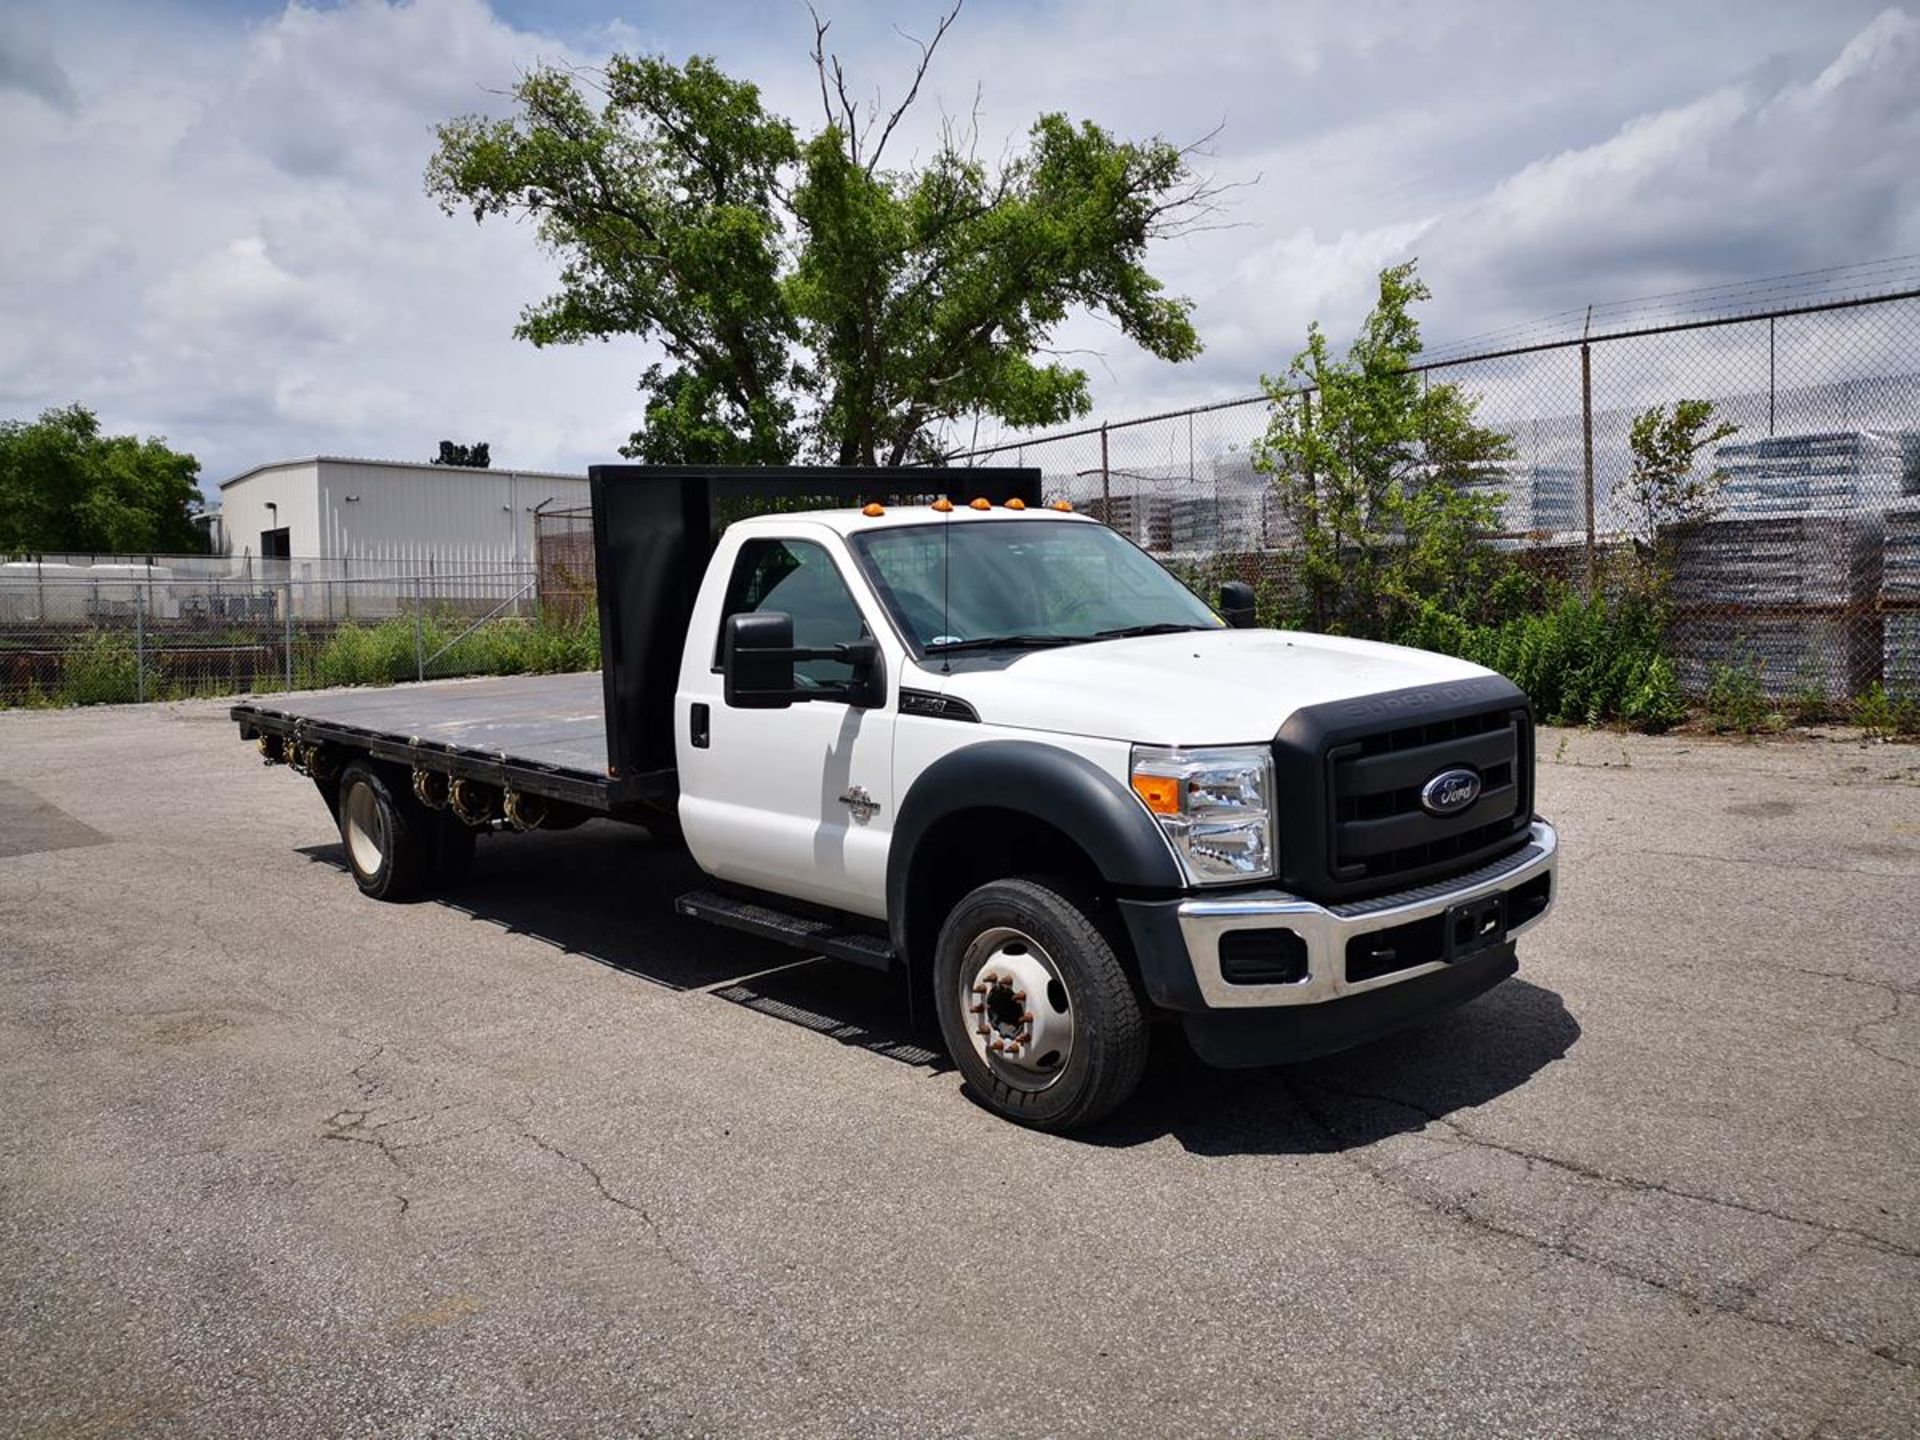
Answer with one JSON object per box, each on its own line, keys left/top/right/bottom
{"left": 1075, "top": 977, "right": 1580, "bottom": 1154}
{"left": 298, "top": 820, "right": 952, "bottom": 1071}
{"left": 300, "top": 820, "right": 1578, "bottom": 1152}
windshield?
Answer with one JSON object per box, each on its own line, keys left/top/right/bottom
{"left": 850, "top": 519, "right": 1223, "bottom": 654}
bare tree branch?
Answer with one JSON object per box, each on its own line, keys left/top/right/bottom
{"left": 831, "top": 53, "right": 861, "bottom": 162}
{"left": 867, "top": 0, "right": 963, "bottom": 174}
{"left": 807, "top": 6, "right": 841, "bottom": 139}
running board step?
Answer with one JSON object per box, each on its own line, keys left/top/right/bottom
{"left": 675, "top": 890, "right": 897, "bottom": 972}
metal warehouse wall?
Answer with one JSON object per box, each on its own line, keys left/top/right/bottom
{"left": 217, "top": 460, "right": 323, "bottom": 564}
{"left": 312, "top": 460, "right": 590, "bottom": 572}
{"left": 218, "top": 458, "right": 590, "bottom": 570}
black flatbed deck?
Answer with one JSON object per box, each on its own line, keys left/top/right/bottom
{"left": 232, "top": 672, "right": 662, "bottom": 812}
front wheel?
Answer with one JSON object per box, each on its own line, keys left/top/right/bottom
{"left": 933, "top": 878, "right": 1150, "bottom": 1132}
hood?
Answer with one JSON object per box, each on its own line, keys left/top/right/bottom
{"left": 923, "top": 628, "right": 1499, "bottom": 744}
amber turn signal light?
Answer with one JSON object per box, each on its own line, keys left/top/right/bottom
{"left": 1130, "top": 772, "right": 1182, "bottom": 816}
{"left": 861, "top": 502, "right": 885, "bottom": 517}
{"left": 1051, "top": 500, "right": 1073, "bottom": 512}
{"left": 1006, "top": 497, "right": 1027, "bottom": 510}
{"left": 932, "top": 497, "right": 954, "bottom": 512}
{"left": 969, "top": 496, "right": 992, "bottom": 510}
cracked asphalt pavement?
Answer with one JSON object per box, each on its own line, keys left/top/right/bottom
{"left": 2, "top": 700, "right": 1917, "bottom": 1438}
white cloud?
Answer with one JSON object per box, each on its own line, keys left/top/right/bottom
{"left": 1, "top": 0, "right": 1913, "bottom": 489}
{"left": 1418, "top": 6, "right": 1920, "bottom": 330}
{"left": 2, "top": 0, "right": 652, "bottom": 486}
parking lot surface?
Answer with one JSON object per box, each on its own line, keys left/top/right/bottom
{"left": 2, "top": 698, "right": 1917, "bottom": 1438}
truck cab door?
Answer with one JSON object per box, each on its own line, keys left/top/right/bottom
{"left": 676, "top": 533, "right": 897, "bottom": 918}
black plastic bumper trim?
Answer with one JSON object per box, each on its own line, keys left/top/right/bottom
{"left": 1178, "top": 943, "right": 1518, "bottom": 1068}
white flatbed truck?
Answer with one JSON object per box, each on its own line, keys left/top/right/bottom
{"left": 233, "top": 466, "right": 1558, "bottom": 1130}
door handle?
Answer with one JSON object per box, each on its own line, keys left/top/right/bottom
{"left": 690, "top": 702, "right": 710, "bottom": 749}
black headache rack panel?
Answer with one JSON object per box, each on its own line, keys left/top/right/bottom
{"left": 590, "top": 464, "right": 1042, "bottom": 784}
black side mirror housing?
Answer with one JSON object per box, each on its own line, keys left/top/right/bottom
{"left": 724, "top": 612, "right": 798, "bottom": 708}
{"left": 722, "top": 613, "right": 888, "bottom": 710}
{"left": 1219, "top": 581, "right": 1257, "bottom": 629}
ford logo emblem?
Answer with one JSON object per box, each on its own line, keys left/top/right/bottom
{"left": 1420, "top": 767, "right": 1482, "bottom": 817}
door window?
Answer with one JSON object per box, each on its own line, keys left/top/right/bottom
{"left": 718, "top": 539, "right": 865, "bottom": 688}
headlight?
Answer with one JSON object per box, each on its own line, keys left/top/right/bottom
{"left": 1129, "top": 744, "right": 1276, "bottom": 885}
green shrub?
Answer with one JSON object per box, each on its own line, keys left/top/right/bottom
{"left": 1854, "top": 683, "right": 1920, "bottom": 739}
{"left": 1703, "top": 659, "right": 1772, "bottom": 734}
{"left": 1785, "top": 672, "right": 1829, "bottom": 726}
{"left": 1392, "top": 590, "right": 1680, "bottom": 731}
{"left": 56, "top": 631, "right": 141, "bottom": 705}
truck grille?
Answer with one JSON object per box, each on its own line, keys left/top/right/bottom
{"left": 1331, "top": 709, "right": 1521, "bottom": 885}
{"left": 1272, "top": 676, "right": 1535, "bottom": 904}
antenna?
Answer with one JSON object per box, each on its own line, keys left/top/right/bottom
{"left": 940, "top": 498, "right": 952, "bottom": 674}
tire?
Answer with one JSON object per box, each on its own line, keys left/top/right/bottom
{"left": 933, "top": 877, "right": 1150, "bottom": 1132}
{"left": 337, "top": 761, "right": 433, "bottom": 901}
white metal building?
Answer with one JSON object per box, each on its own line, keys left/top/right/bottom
{"left": 216, "top": 457, "right": 591, "bottom": 572}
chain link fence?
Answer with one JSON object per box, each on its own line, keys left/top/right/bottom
{"left": 0, "top": 563, "right": 608, "bottom": 708}
{"left": 12, "top": 291, "right": 1917, "bottom": 716}
{"left": 534, "top": 506, "right": 598, "bottom": 625}
{"left": 939, "top": 291, "right": 1920, "bottom": 709}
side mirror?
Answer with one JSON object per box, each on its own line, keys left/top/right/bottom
{"left": 724, "top": 612, "right": 797, "bottom": 708}
{"left": 722, "top": 613, "right": 890, "bottom": 710}
{"left": 1219, "top": 581, "right": 1257, "bottom": 629}
{"left": 839, "top": 637, "right": 887, "bottom": 710}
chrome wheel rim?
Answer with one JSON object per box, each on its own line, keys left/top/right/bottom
{"left": 957, "top": 926, "right": 1074, "bottom": 1092}
{"left": 344, "top": 780, "right": 387, "bottom": 878}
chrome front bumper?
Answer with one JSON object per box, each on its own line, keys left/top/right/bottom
{"left": 1175, "top": 821, "right": 1558, "bottom": 1009}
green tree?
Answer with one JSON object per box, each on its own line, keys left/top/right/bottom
{"left": 1622, "top": 399, "right": 1737, "bottom": 582}
{"left": 1253, "top": 262, "right": 1514, "bottom": 636}
{"left": 0, "top": 405, "right": 205, "bottom": 555}
{"left": 432, "top": 440, "right": 492, "bottom": 468}
{"left": 425, "top": 5, "right": 1215, "bottom": 465}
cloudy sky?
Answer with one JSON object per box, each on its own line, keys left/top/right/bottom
{"left": 2, "top": 0, "right": 1916, "bottom": 491}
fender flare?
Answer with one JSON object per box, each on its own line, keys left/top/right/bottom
{"left": 885, "top": 739, "right": 1182, "bottom": 960}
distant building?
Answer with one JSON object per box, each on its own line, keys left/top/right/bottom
{"left": 217, "top": 456, "right": 590, "bottom": 573}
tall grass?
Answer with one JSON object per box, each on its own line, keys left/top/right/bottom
{"left": 302, "top": 611, "right": 600, "bottom": 689}
{"left": 55, "top": 631, "right": 141, "bottom": 706}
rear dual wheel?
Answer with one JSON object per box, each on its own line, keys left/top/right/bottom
{"left": 933, "top": 877, "right": 1149, "bottom": 1133}
{"left": 337, "top": 761, "right": 474, "bottom": 900}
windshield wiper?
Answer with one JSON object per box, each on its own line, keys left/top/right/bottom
{"left": 924, "top": 633, "right": 1084, "bottom": 656}
{"left": 1088, "top": 622, "right": 1215, "bottom": 641}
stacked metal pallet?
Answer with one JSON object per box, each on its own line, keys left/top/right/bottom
{"left": 1667, "top": 514, "right": 1884, "bottom": 701}
{"left": 1717, "top": 431, "right": 1919, "bottom": 517}
{"left": 1453, "top": 464, "right": 1581, "bottom": 536}
{"left": 1885, "top": 507, "right": 1920, "bottom": 695}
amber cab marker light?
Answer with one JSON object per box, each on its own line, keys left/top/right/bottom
{"left": 1005, "top": 497, "right": 1027, "bottom": 510}
{"left": 932, "top": 497, "right": 954, "bottom": 512}
{"left": 861, "top": 502, "right": 885, "bottom": 517}
{"left": 1131, "top": 772, "right": 1181, "bottom": 816}
{"left": 969, "top": 496, "right": 992, "bottom": 510}
{"left": 1051, "top": 499, "right": 1073, "bottom": 512}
